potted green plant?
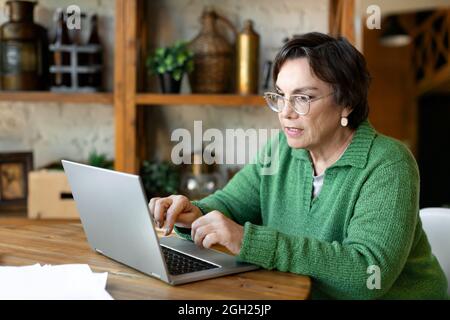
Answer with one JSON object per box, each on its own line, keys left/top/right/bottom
{"left": 87, "top": 150, "right": 114, "bottom": 169}
{"left": 42, "top": 150, "right": 113, "bottom": 170}
{"left": 140, "top": 160, "right": 181, "bottom": 199}
{"left": 146, "top": 41, "right": 194, "bottom": 93}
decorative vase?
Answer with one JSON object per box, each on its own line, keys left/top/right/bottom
{"left": 158, "top": 72, "right": 182, "bottom": 93}
{"left": 187, "top": 8, "right": 236, "bottom": 93}
{"left": 0, "top": 0, "right": 49, "bottom": 91}
{"left": 236, "top": 20, "right": 260, "bottom": 95}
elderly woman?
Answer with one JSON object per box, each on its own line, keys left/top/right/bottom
{"left": 149, "top": 32, "right": 448, "bottom": 299}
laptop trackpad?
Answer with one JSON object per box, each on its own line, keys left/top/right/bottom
{"left": 159, "top": 236, "right": 238, "bottom": 268}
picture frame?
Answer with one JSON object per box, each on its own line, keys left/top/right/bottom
{"left": 0, "top": 152, "right": 34, "bottom": 212}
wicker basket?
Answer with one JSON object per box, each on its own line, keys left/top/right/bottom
{"left": 188, "top": 9, "right": 236, "bottom": 93}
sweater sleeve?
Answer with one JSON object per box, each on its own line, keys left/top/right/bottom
{"left": 237, "top": 159, "right": 419, "bottom": 299}
{"left": 174, "top": 133, "right": 280, "bottom": 240}
{"left": 174, "top": 160, "right": 262, "bottom": 241}
{"left": 195, "top": 160, "right": 263, "bottom": 223}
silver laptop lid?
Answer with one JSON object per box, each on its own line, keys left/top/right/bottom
{"left": 61, "top": 160, "right": 170, "bottom": 282}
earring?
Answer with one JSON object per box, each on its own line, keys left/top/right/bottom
{"left": 341, "top": 117, "right": 348, "bottom": 127}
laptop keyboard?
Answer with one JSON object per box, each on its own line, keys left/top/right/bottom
{"left": 161, "top": 245, "right": 219, "bottom": 275}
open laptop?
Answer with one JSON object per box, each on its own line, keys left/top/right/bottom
{"left": 61, "top": 160, "right": 258, "bottom": 285}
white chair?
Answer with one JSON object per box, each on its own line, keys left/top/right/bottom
{"left": 419, "top": 207, "right": 450, "bottom": 295}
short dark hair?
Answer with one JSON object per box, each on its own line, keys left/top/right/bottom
{"left": 272, "top": 32, "right": 371, "bottom": 129}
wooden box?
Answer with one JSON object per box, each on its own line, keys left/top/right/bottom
{"left": 28, "top": 170, "right": 79, "bottom": 219}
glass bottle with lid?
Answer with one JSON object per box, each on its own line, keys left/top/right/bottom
{"left": 0, "top": 0, "right": 49, "bottom": 90}
{"left": 52, "top": 8, "right": 71, "bottom": 87}
{"left": 86, "top": 14, "right": 102, "bottom": 89}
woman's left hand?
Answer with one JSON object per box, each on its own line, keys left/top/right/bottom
{"left": 191, "top": 210, "right": 244, "bottom": 255}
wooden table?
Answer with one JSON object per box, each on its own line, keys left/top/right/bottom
{"left": 0, "top": 218, "right": 311, "bottom": 300}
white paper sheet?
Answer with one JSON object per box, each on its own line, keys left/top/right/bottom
{"left": 0, "top": 264, "right": 113, "bottom": 300}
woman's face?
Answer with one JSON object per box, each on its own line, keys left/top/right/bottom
{"left": 276, "top": 58, "right": 348, "bottom": 150}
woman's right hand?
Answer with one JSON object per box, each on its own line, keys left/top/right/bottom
{"left": 149, "top": 195, "right": 203, "bottom": 236}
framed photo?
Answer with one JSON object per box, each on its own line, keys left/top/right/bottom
{"left": 0, "top": 152, "right": 33, "bottom": 212}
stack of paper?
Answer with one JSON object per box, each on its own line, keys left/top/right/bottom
{"left": 0, "top": 264, "right": 113, "bottom": 300}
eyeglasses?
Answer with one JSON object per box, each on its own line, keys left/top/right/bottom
{"left": 263, "top": 91, "right": 334, "bottom": 115}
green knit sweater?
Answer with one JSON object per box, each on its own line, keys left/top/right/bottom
{"left": 175, "top": 120, "right": 449, "bottom": 299}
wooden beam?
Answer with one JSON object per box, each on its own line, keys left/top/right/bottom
{"left": 0, "top": 92, "right": 113, "bottom": 104}
{"left": 114, "top": 0, "right": 138, "bottom": 173}
{"left": 329, "top": 0, "right": 356, "bottom": 46}
{"left": 136, "top": 0, "right": 149, "bottom": 170}
{"left": 135, "top": 94, "right": 266, "bottom": 106}
{"left": 413, "top": 10, "right": 450, "bottom": 95}
{"left": 329, "top": 0, "right": 341, "bottom": 38}
{"left": 341, "top": 0, "right": 356, "bottom": 45}
{"left": 114, "top": 0, "right": 125, "bottom": 172}
{"left": 417, "top": 63, "right": 450, "bottom": 95}
{"left": 409, "top": 10, "right": 446, "bottom": 38}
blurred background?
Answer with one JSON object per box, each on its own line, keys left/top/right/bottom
{"left": 0, "top": 0, "right": 449, "bottom": 220}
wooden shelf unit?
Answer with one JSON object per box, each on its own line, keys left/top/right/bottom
{"left": 114, "top": 0, "right": 355, "bottom": 174}
{"left": 0, "top": 1, "right": 355, "bottom": 175}
{"left": 135, "top": 94, "right": 266, "bottom": 106}
{"left": 114, "top": 0, "right": 269, "bottom": 174}
{"left": 0, "top": 91, "right": 113, "bottom": 104}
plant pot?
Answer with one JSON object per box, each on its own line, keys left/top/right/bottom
{"left": 158, "top": 73, "right": 182, "bottom": 93}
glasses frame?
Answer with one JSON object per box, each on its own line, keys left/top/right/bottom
{"left": 263, "top": 91, "right": 334, "bottom": 115}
